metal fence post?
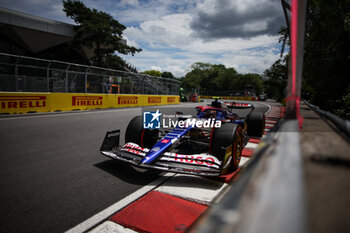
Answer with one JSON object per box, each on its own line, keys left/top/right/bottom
{"left": 85, "top": 67, "right": 89, "bottom": 93}
{"left": 102, "top": 76, "right": 105, "bottom": 94}
{"left": 23, "top": 74, "right": 26, "bottom": 92}
{"left": 130, "top": 76, "right": 133, "bottom": 94}
{"left": 15, "top": 64, "right": 18, "bottom": 92}
{"left": 151, "top": 78, "right": 153, "bottom": 95}
{"left": 140, "top": 76, "right": 143, "bottom": 94}
{"left": 14, "top": 56, "right": 20, "bottom": 92}
{"left": 65, "top": 64, "right": 70, "bottom": 93}
{"left": 166, "top": 80, "right": 169, "bottom": 95}
{"left": 47, "top": 61, "right": 51, "bottom": 92}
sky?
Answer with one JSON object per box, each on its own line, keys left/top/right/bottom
{"left": 0, "top": 0, "right": 286, "bottom": 77}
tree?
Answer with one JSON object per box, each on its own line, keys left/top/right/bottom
{"left": 263, "top": 58, "right": 288, "bottom": 101}
{"left": 161, "top": 71, "right": 175, "bottom": 79}
{"left": 302, "top": 0, "right": 350, "bottom": 117}
{"left": 240, "top": 73, "right": 264, "bottom": 95}
{"left": 336, "top": 85, "right": 350, "bottom": 119}
{"left": 181, "top": 62, "right": 263, "bottom": 95}
{"left": 63, "top": 0, "right": 142, "bottom": 67}
{"left": 141, "top": 70, "right": 162, "bottom": 77}
{"left": 182, "top": 62, "right": 215, "bottom": 91}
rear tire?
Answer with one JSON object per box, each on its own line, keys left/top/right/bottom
{"left": 125, "top": 116, "right": 158, "bottom": 148}
{"left": 247, "top": 111, "right": 265, "bottom": 137}
{"left": 211, "top": 123, "right": 243, "bottom": 174}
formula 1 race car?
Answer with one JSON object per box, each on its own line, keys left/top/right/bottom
{"left": 100, "top": 99, "right": 265, "bottom": 176}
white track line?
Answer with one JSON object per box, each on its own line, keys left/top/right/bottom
{"left": 246, "top": 142, "right": 259, "bottom": 149}
{"left": 88, "top": 221, "right": 137, "bottom": 233}
{"left": 259, "top": 102, "right": 272, "bottom": 115}
{"left": 65, "top": 173, "right": 176, "bottom": 233}
{"left": 155, "top": 174, "right": 227, "bottom": 205}
{"left": 266, "top": 119, "right": 278, "bottom": 123}
{"left": 239, "top": 157, "right": 250, "bottom": 167}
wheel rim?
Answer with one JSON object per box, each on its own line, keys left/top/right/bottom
{"left": 233, "top": 128, "right": 242, "bottom": 167}
{"left": 222, "top": 126, "right": 242, "bottom": 174}
{"left": 261, "top": 115, "right": 266, "bottom": 135}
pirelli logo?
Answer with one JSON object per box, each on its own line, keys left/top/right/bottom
{"left": 72, "top": 96, "right": 103, "bottom": 106}
{"left": 118, "top": 96, "right": 138, "bottom": 105}
{"left": 167, "top": 97, "right": 177, "bottom": 103}
{"left": 148, "top": 97, "right": 161, "bottom": 104}
{"left": 0, "top": 96, "right": 47, "bottom": 109}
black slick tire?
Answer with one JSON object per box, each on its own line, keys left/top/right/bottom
{"left": 247, "top": 111, "right": 265, "bottom": 137}
{"left": 125, "top": 116, "right": 158, "bottom": 148}
{"left": 210, "top": 123, "right": 243, "bottom": 174}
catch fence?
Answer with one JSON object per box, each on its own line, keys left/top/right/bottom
{"left": 0, "top": 53, "right": 180, "bottom": 95}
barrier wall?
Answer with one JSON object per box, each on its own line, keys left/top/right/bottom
{"left": 0, "top": 92, "right": 180, "bottom": 114}
{"left": 200, "top": 96, "right": 257, "bottom": 101}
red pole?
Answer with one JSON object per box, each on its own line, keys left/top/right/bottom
{"left": 286, "top": 0, "right": 306, "bottom": 129}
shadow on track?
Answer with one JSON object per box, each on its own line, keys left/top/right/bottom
{"left": 94, "top": 159, "right": 163, "bottom": 185}
{"left": 96, "top": 160, "right": 226, "bottom": 191}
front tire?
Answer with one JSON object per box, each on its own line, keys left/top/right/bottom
{"left": 125, "top": 116, "right": 158, "bottom": 148}
{"left": 210, "top": 123, "right": 243, "bottom": 174}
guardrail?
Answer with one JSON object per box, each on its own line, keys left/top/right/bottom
{"left": 304, "top": 100, "right": 350, "bottom": 138}
{"left": 193, "top": 119, "right": 306, "bottom": 233}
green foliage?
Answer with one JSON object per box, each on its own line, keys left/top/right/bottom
{"left": 238, "top": 73, "right": 264, "bottom": 95}
{"left": 62, "top": 0, "right": 142, "bottom": 67}
{"left": 336, "top": 85, "right": 350, "bottom": 120}
{"left": 263, "top": 58, "right": 288, "bottom": 101}
{"left": 264, "top": 0, "right": 349, "bottom": 116}
{"left": 103, "top": 54, "right": 129, "bottom": 70}
{"left": 161, "top": 71, "right": 175, "bottom": 79}
{"left": 181, "top": 62, "right": 264, "bottom": 95}
{"left": 141, "top": 70, "right": 162, "bottom": 77}
{"left": 302, "top": 0, "right": 350, "bottom": 115}
{"left": 278, "top": 26, "right": 290, "bottom": 46}
{"left": 142, "top": 70, "right": 175, "bottom": 79}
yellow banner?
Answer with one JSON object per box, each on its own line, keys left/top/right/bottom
{"left": 0, "top": 93, "right": 50, "bottom": 114}
{"left": 0, "top": 92, "right": 180, "bottom": 114}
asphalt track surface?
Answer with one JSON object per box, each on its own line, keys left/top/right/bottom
{"left": 0, "top": 100, "right": 269, "bottom": 233}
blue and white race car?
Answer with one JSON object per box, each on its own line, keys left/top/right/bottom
{"left": 100, "top": 99, "right": 265, "bottom": 176}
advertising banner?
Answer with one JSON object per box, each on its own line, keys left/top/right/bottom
{"left": 0, "top": 93, "right": 50, "bottom": 114}
{"left": 0, "top": 92, "right": 180, "bottom": 114}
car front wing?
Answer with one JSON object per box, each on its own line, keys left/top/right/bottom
{"left": 101, "top": 142, "right": 222, "bottom": 176}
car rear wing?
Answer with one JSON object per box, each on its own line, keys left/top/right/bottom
{"left": 225, "top": 102, "right": 253, "bottom": 108}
